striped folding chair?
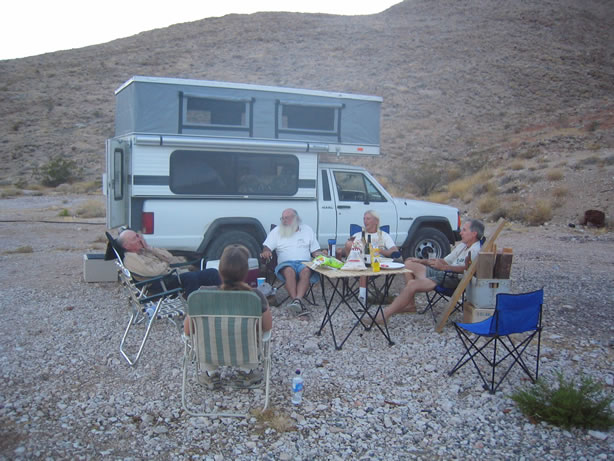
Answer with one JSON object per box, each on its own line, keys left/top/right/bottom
{"left": 182, "top": 289, "right": 272, "bottom": 417}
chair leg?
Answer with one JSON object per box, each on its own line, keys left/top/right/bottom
{"left": 119, "top": 300, "right": 161, "bottom": 367}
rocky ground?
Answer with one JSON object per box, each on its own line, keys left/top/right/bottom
{"left": 0, "top": 195, "right": 612, "bottom": 460}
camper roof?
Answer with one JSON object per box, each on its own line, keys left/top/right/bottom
{"left": 116, "top": 76, "right": 383, "bottom": 103}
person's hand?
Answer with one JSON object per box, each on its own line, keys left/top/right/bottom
{"left": 430, "top": 259, "right": 447, "bottom": 270}
{"left": 260, "top": 248, "right": 272, "bottom": 261}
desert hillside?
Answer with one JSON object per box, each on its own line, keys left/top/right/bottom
{"left": 1, "top": 0, "right": 613, "bottom": 225}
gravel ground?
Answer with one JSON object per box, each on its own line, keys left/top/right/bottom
{"left": 0, "top": 195, "right": 613, "bottom": 460}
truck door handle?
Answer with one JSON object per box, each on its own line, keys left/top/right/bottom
{"left": 337, "top": 205, "right": 351, "bottom": 209}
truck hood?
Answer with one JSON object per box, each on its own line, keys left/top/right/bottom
{"left": 393, "top": 197, "right": 459, "bottom": 226}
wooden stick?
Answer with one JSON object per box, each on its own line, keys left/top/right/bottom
{"left": 435, "top": 218, "right": 506, "bottom": 332}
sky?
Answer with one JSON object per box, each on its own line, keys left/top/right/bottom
{"left": 1, "top": 0, "right": 400, "bottom": 60}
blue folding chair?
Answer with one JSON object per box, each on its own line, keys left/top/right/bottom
{"left": 349, "top": 224, "right": 391, "bottom": 237}
{"left": 448, "top": 289, "right": 544, "bottom": 394}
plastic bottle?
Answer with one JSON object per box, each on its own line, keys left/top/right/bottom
{"left": 145, "top": 305, "right": 156, "bottom": 319}
{"left": 372, "top": 245, "right": 381, "bottom": 272}
{"left": 291, "top": 369, "right": 304, "bottom": 405}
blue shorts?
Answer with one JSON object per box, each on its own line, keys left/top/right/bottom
{"left": 275, "top": 260, "right": 319, "bottom": 284}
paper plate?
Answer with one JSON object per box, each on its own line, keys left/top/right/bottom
{"left": 379, "top": 262, "right": 404, "bottom": 270}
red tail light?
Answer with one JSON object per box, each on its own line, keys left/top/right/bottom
{"left": 142, "top": 212, "right": 154, "bottom": 234}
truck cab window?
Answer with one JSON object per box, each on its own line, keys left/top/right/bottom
{"left": 333, "top": 171, "right": 386, "bottom": 203}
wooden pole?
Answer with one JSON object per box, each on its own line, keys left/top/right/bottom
{"left": 435, "top": 218, "right": 506, "bottom": 332}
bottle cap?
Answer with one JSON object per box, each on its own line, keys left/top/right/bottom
{"left": 295, "top": 369, "right": 301, "bottom": 374}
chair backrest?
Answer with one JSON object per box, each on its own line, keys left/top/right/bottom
{"left": 349, "top": 224, "right": 390, "bottom": 236}
{"left": 105, "top": 232, "right": 125, "bottom": 261}
{"left": 187, "top": 289, "right": 263, "bottom": 368}
{"left": 490, "top": 289, "right": 544, "bottom": 335}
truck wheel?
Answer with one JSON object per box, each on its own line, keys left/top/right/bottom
{"left": 205, "top": 230, "right": 261, "bottom": 261}
{"left": 403, "top": 227, "right": 451, "bottom": 260}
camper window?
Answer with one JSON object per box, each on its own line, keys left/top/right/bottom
{"left": 169, "top": 150, "right": 299, "bottom": 196}
{"left": 183, "top": 95, "right": 250, "bottom": 129}
{"left": 278, "top": 101, "right": 341, "bottom": 135}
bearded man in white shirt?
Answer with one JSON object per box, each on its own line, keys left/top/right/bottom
{"left": 260, "top": 208, "right": 323, "bottom": 314}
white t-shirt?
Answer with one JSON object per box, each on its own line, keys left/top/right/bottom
{"left": 444, "top": 240, "right": 481, "bottom": 268}
{"left": 263, "top": 224, "right": 320, "bottom": 264}
{"left": 351, "top": 230, "right": 396, "bottom": 250}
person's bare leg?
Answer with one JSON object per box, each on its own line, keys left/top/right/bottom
{"left": 404, "top": 260, "right": 426, "bottom": 282}
{"left": 377, "top": 278, "right": 436, "bottom": 323}
{"left": 281, "top": 267, "right": 298, "bottom": 299}
{"left": 295, "top": 267, "right": 312, "bottom": 299}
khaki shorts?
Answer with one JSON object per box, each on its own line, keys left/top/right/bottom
{"left": 426, "top": 266, "right": 460, "bottom": 289}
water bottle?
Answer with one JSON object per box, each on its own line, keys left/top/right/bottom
{"left": 291, "top": 369, "right": 304, "bottom": 405}
{"left": 145, "top": 305, "right": 156, "bottom": 319}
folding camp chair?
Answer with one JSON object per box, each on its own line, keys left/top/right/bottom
{"left": 261, "top": 224, "right": 317, "bottom": 306}
{"left": 422, "top": 271, "right": 465, "bottom": 321}
{"left": 182, "top": 289, "right": 272, "bottom": 417}
{"left": 448, "top": 289, "right": 544, "bottom": 394}
{"left": 105, "top": 232, "right": 187, "bottom": 366}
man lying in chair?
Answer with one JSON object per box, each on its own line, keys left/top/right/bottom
{"left": 375, "top": 219, "right": 484, "bottom": 325}
{"left": 260, "top": 208, "right": 323, "bottom": 316}
{"left": 117, "top": 229, "right": 221, "bottom": 298}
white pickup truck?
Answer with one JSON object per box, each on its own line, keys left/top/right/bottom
{"left": 105, "top": 76, "right": 460, "bottom": 260}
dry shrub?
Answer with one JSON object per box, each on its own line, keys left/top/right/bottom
{"left": 478, "top": 195, "right": 498, "bottom": 214}
{"left": 526, "top": 200, "right": 553, "bottom": 226}
{"left": 71, "top": 180, "right": 102, "bottom": 194}
{"left": 426, "top": 191, "right": 452, "bottom": 204}
{"left": 0, "top": 187, "right": 22, "bottom": 198}
{"left": 491, "top": 203, "right": 527, "bottom": 222}
{"left": 76, "top": 199, "right": 105, "bottom": 218}
{"left": 447, "top": 178, "right": 473, "bottom": 200}
{"left": 551, "top": 186, "right": 568, "bottom": 198}
{"left": 528, "top": 174, "right": 542, "bottom": 183}
{"left": 510, "top": 160, "right": 525, "bottom": 170}
{"left": 546, "top": 169, "right": 564, "bottom": 181}
{"left": 252, "top": 409, "right": 296, "bottom": 433}
{"left": 4, "top": 245, "right": 33, "bottom": 254}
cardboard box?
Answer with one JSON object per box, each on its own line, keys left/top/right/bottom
{"left": 466, "top": 278, "right": 512, "bottom": 309}
{"left": 463, "top": 302, "right": 494, "bottom": 323}
{"left": 83, "top": 253, "right": 118, "bottom": 282}
{"left": 207, "top": 258, "right": 260, "bottom": 287}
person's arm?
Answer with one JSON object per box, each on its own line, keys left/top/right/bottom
{"left": 261, "top": 306, "right": 273, "bottom": 332}
{"left": 124, "top": 252, "right": 169, "bottom": 277}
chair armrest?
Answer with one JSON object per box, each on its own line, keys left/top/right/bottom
{"left": 262, "top": 330, "right": 272, "bottom": 342}
{"left": 138, "top": 287, "right": 184, "bottom": 304}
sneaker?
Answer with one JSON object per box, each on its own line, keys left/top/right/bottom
{"left": 198, "top": 371, "right": 221, "bottom": 390}
{"left": 288, "top": 298, "right": 303, "bottom": 314}
{"left": 234, "top": 369, "right": 263, "bottom": 389}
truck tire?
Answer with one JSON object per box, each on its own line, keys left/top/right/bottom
{"left": 403, "top": 227, "right": 451, "bottom": 260}
{"left": 205, "top": 230, "right": 261, "bottom": 261}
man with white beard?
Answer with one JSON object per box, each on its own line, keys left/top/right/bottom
{"left": 261, "top": 208, "right": 322, "bottom": 315}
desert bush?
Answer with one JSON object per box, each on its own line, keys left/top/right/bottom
{"left": 3, "top": 245, "right": 33, "bottom": 254}
{"left": 478, "top": 195, "right": 498, "bottom": 214}
{"left": 551, "top": 186, "right": 568, "bottom": 198}
{"left": 445, "top": 166, "right": 463, "bottom": 182}
{"left": 526, "top": 200, "right": 553, "bottom": 225}
{"left": 511, "top": 372, "right": 614, "bottom": 430}
{"left": 36, "top": 156, "right": 82, "bottom": 187}
{"left": 519, "top": 147, "right": 540, "bottom": 159}
{"left": 491, "top": 203, "right": 527, "bottom": 222}
{"left": 71, "top": 179, "right": 102, "bottom": 194}
{"left": 58, "top": 208, "right": 70, "bottom": 217}
{"left": 76, "top": 199, "right": 105, "bottom": 218}
{"left": 528, "top": 174, "right": 542, "bottom": 183}
{"left": 546, "top": 169, "right": 564, "bottom": 181}
{"left": 426, "top": 191, "right": 451, "bottom": 204}
{"left": 0, "top": 187, "right": 22, "bottom": 198}
{"left": 510, "top": 160, "right": 525, "bottom": 170}
{"left": 406, "top": 164, "right": 446, "bottom": 196}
